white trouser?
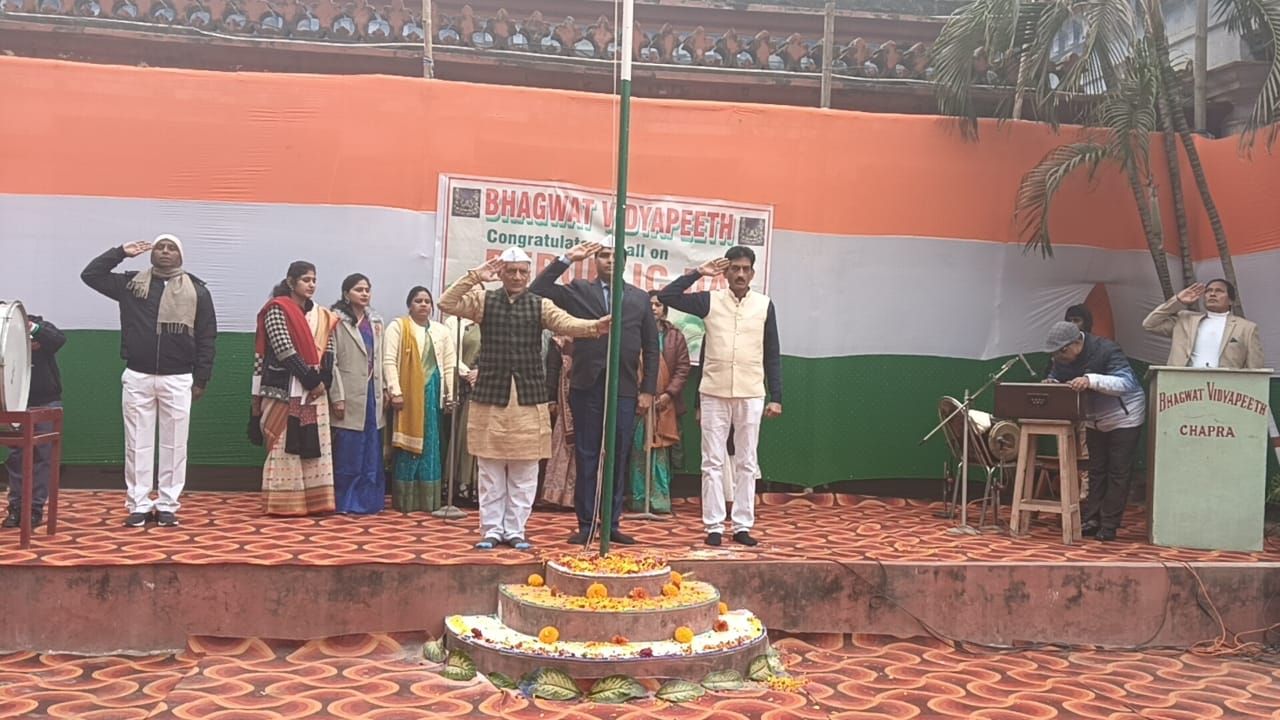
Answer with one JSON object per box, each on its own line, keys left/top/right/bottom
{"left": 476, "top": 457, "right": 539, "bottom": 542}
{"left": 701, "top": 396, "right": 763, "bottom": 534}
{"left": 122, "top": 369, "right": 193, "bottom": 513}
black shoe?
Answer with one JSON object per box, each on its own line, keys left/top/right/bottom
{"left": 1, "top": 508, "right": 17, "bottom": 529}
{"left": 156, "top": 511, "right": 179, "bottom": 527}
{"left": 609, "top": 531, "right": 637, "bottom": 545}
{"left": 1081, "top": 521, "right": 1101, "bottom": 537}
{"left": 705, "top": 532, "right": 722, "bottom": 547}
{"left": 123, "top": 512, "right": 150, "bottom": 528}
{"left": 567, "top": 530, "right": 589, "bottom": 545}
{"left": 733, "top": 531, "right": 759, "bottom": 547}
{"left": 1096, "top": 528, "right": 1117, "bottom": 542}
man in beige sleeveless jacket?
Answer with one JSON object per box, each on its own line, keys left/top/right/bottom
{"left": 658, "top": 246, "right": 782, "bottom": 547}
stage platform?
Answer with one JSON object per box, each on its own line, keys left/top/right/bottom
{"left": 2, "top": 490, "right": 1277, "bottom": 656}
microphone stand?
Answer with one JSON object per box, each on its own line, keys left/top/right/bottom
{"left": 432, "top": 315, "right": 467, "bottom": 521}
{"left": 919, "top": 354, "right": 1031, "bottom": 535}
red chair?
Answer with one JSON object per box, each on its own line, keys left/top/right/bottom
{"left": 0, "top": 406, "right": 64, "bottom": 549}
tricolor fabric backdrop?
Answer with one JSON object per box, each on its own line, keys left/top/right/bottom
{"left": 2, "top": 57, "right": 1278, "bottom": 487}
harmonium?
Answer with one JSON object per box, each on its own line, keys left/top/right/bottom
{"left": 994, "top": 382, "right": 1088, "bottom": 421}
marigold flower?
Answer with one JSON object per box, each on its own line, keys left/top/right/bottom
{"left": 670, "top": 570, "right": 683, "bottom": 586}
{"left": 586, "top": 583, "right": 608, "bottom": 599}
{"left": 627, "top": 587, "right": 650, "bottom": 600}
{"left": 527, "top": 573, "right": 545, "bottom": 587}
{"left": 718, "top": 601, "right": 729, "bottom": 615}
{"left": 610, "top": 635, "right": 629, "bottom": 645}
{"left": 661, "top": 584, "right": 679, "bottom": 597}
{"left": 713, "top": 619, "right": 729, "bottom": 632}
{"left": 538, "top": 626, "right": 559, "bottom": 644}
{"left": 674, "top": 626, "right": 694, "bottom": 643}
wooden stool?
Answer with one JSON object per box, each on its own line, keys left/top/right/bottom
{"left": 0, "top": 406, "right": 64, "bottom": 549}
{"left": 1010, "top": 419, "right": 1081, "bottom": 544}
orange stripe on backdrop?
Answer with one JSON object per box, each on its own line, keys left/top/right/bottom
{"left": 1180, "top": 135, "right": 1280, "bottom": 261}
{"left": 1, "top": 56, "right": 1274, "bottom": 257}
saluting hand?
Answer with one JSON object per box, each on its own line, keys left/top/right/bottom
{"left": 1176, "top": 283, "right": 1206, "bottom": 305}
{"left": 566, "top": 242, "right": 603, "bottom": 263}
{"left": 122, "top": 240, "right": 153, "bottom": 257}
{"left": 697, "top": 258, "right": 730, "bottom": 277}
{"left": 474, "top": 257, "right": 504, "bottom": 283}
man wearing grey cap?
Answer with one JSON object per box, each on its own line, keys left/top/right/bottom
{"left": 1043, "top": 321, "right": 1145, "bottom": 541}
{"left": 82, "top": 234, "right": 218, "bottom": 528}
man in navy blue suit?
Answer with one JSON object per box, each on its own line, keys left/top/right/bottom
{"left": 530, "top": 237, "right": 658, "bottom": 545}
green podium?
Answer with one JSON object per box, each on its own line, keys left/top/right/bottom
{"left": 1146, "top": 366, "right": 1272, "bottom": 552}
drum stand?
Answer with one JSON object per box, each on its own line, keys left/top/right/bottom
{"left": 432, "top": 319, "right": 467, "bottom": 521}
{"left": 919, "top": 355, "right": 1026, "bottom": 535}
{"left": 624, "top": 405, "right": 670, "bottom": 522}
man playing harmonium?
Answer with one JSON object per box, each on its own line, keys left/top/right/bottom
{"left": 1042, "top": 321, "right": 1146, "bottom": 542}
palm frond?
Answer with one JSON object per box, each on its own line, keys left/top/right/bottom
{"left": 1095, "top": 38, "right": 1161, "bottom": 175}
{"left": 1215, "top": 0, "right": 1280, "bottom": 151}
{"left": 933, "top": 0, "right": 1017, "bottom": 139}
{"left": 1015, "top": 142, "right": 1115, "bottom": 256}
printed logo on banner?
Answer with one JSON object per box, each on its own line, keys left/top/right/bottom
{"left": 739, "top": 217, "right": 767, "bottom": 246}
{"left": 451, "top": 187, "right": 482, "bottom": 219}
{"left": 436, "top": 174, "right": 774, "bottom": 364}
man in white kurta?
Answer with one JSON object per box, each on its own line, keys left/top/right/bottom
{"left": 438, "top": 248, "right": 609, "bottom": 550}
{"left": 657, "top": 245, "right": 783, "bottom": 547}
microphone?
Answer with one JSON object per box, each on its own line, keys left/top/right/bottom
{"left": 1017, "top": 353, "right": 1037, "bottom": 377}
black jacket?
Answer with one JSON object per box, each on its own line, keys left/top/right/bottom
{"left": 27, "top": 315, "right": 65, "bottom": 406}
{"left": 529, "top": 258, "right": 658, "bottom": 398}
{"left": 81, "top": 247, "right": 218, "bottom": 387}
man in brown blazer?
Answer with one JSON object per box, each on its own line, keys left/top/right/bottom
{"left": 1142, "top": 279, "right": 1264, "bottom": 369}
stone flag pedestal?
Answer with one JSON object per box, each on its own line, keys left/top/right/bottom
{"left": 1146, "top": 366, "right": 1273, "bottom": 552}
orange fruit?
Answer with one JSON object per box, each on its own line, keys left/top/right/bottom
{"left": 538, "top": 626, "right": 559, "bottom": 644}
{"left": 662, "top": 584, "right": 679, "bottom": 597}
{"left": 586, "top": 583, "right": 608, "bottom": 599}
{"left": 673, "top": 626, "right": 694, "bottom": 643}
{"left": 670, "top": 570, "right": 683, "bottom": 586}
{"left": 527, "top": 573, "right": 545, "bottom": 587}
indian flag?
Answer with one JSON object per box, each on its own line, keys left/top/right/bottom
{"left": 2, "top": 57, "right": 1277, "bottom": 486}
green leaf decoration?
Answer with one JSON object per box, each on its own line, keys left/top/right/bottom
{"left": 655, "top": 679, "right": 706, "bottom": 703}
{"left": 422, "top": 637, "right": 447, "bottom": 664}
{"left": 587, "top": 674, "right": 647, "bottom": 704}
{"left": 532, "top": 668, "right": 583, "bottom": 700}
{"left": 700, "top": 669, "right": 745, "bottom": 691}
{"left": 767, "top": 650, "right": 787, "bottom": 676}
{"left": 487, "top": 671, "right": 518, "bottom": 690}
{"left": 440, "top": 649, "right": 477, "bottom": 681}
{"left": 747, "top": 655, "right": 774, "bottom": 682}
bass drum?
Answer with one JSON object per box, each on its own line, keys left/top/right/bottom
{"left": 0, "top": 301, "right": 32, "bottom": 412}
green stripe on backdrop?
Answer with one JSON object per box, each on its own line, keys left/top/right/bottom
{"left": 51, "top": 331, "right": 266, "bottom": 466}
{"left": 25, "top": 332, "right": 1279, "bottom": 493}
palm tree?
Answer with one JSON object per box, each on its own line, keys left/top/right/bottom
{"left": 1013, "top": 39, "right": 1175, "bottom": 297}
{"left": 932, "top": 0, "right": 1280, "bottom": 312}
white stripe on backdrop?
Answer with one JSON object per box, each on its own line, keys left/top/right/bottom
{"left": 2, "top": 195, "right": 436, "bottom": 332}
{"left": 3, "top": 194, "right": 1276, "bottom": 371}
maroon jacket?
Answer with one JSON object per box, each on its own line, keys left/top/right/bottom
{"left": 658, "top": 321, "right": 691, "bottom": 416}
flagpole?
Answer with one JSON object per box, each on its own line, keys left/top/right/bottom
{"left": 600, "top": 0, "right": 634, "bottom": 558}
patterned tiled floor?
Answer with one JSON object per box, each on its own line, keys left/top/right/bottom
{"left": 2, "top": 490, "right": 1277, "bottom": 567}
{"left": 2, "top": 632, "right": 1278, "bottom": 719}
